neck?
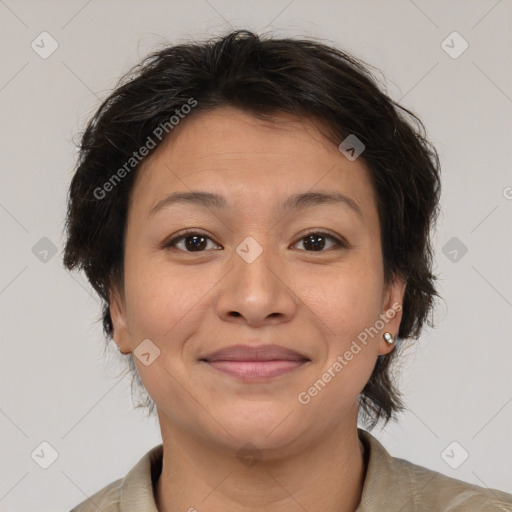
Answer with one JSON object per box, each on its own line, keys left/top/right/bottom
{"left": 155, "top": 417, "right": 366, "bottom": 512}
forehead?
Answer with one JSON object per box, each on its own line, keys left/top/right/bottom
{"left": 130, "top": 107, "right": 377, "bottom": 220}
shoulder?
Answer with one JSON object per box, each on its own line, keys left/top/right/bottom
{"left": 69, "top": 477, "right": 123, "bottom": 512}
{"left": 358, "top": 429, "right": 512, "bottom": 511}
{"left": 391, "top": 454, "right": 512, "bottom": 511}
{"left": 68, "top": 444, "right": 163, "bottom": 512}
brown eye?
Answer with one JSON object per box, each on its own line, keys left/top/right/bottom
{"left": 164, "top": 231, "right": 221, "bottom": 252}
{"left": 293, "top": 231, "right": 346, "bottom": 252}
{"left": 163, "top": 230, "right": 347, "bottom": 253}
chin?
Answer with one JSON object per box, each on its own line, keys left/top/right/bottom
{"left": 211, "top": 406, "right": 301, "bottom": 451}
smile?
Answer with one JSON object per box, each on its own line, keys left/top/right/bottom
{"left": 202, "top": 359, "right": 309, "bottom": 381}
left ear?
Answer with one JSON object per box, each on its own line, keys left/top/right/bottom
{"left": 109, "top": 284, "right": 132, "bottom": 355}
{"left": 378, "top": 274, "right": 407, "bottom": 356}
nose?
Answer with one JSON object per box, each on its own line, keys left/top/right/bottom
{"left": 215, "top": 237, "right": 299, "bottom": 327}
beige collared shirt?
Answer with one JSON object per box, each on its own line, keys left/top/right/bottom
{"left": 70, "top": 428, "right": 511, "bottom": 511}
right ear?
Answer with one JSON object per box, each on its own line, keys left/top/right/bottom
{"left": 109, "top": 286, "right": 132, "bottom": 354}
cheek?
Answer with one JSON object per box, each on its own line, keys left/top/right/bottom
{"left": 294, "top": 260, "right": 383, "bottom": 399}
{"left": 124, "top": 283, "right": 174, "bottom": 340}
{"left": 298, "top": 262, "right": 384, "bottom": 338}
{"left": 122, "top": 257, "right": 229, "bottom": 372}
{"left": 122, "top": 262, "right": 208, "bottom": 410}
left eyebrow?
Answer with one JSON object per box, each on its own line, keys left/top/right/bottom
{"left": 283, "top": 191, "right": 362, "bottom": 218}
{"left": 148, "top": 190, "right": 362, "bottom": 219}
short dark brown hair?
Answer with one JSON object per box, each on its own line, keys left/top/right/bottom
{"left": 63, "top": 29, "right": 441, "bottom": 430}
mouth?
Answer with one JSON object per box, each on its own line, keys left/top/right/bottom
{"left": 199, "top": 344, "right": 311, "bottom": 381}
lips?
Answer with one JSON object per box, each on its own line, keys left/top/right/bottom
{"left": 200, "top": 344, "right": 309, "bottom": 363}
{"left": 199, "top": 344, "right": 310, "bottom": 381}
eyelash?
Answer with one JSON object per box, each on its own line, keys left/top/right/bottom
{"left": 162, "top": 229, "right": 348, "bottom": 253}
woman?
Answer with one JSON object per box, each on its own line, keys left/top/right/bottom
{"left": 64, "top": 30, "right": 511, "bottom": 511}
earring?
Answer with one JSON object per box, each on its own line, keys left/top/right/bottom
{"left": 383, "top": 332, "right": 395, "bottom": 345}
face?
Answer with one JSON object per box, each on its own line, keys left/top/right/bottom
{"left": 110, "top": 107, "right": 406, "bottom": 454}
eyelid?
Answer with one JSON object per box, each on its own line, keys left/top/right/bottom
{"left": 162, "top": 228, "right": 349, "bottom": 252}
{"left": 162, "top": 228, "right": 221, "bottom": 249}
{"left": 291, "top": 229, "right": 348, "bottom": 250}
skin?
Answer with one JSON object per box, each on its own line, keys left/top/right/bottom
{"left": 110, "top": 106, "right": 406, "bottom": 512}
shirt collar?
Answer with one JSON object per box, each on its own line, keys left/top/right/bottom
{"left": 120, "top": 443, "right": 162, "bottom": 512}
{"left": 355, "top": 428, "right": 413, "bottom": 511}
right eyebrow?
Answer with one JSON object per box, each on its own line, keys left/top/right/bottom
{"left": 148, "top": 191, "right": 227, "bottom": 218}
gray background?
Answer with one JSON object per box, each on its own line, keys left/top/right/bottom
{"left": 1, "top": 1, "right": 511, "bottom": 510}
